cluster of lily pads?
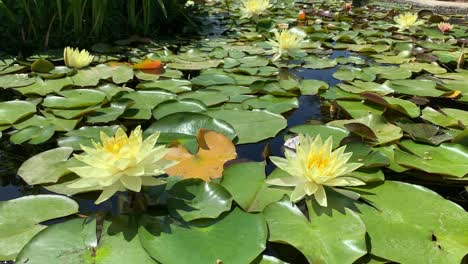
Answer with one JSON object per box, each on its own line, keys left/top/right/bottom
{"left": 0, "top": 0, "right": 467, "bottom": 263}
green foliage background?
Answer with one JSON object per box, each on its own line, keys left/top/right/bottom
{"left": 0, "top": 0, "right": 190, "bottom": 53}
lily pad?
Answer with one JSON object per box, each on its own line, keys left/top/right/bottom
{"left": 394, "top": 140, "right": 468, "bottom": 177}
{"left": 0, "top": 195, "right": 79, "bottom": 261}
{"left": 167, "top": 179, "right": 233, "bottom": 221}
{"left": 221, "top": 162, "right": 290, "bottom": 212}
{"left": 354, "top": 181, "right": 468, "bottom": 264}
{"left": 0, "top": 100, "right": 37, "bottom": 125}
{"left": 153, "top": 99, "right": 207, "bottom": 119}
{"left": 264, "top": 194, "right": 367, "bottom": 264}
{"left": 42, "top": 89, "right": 107, "bottom": 109}
{"left": 204, "top": 109, "right": 287, "bottom": 144}
{"left": 328, "top": 114, "right": 403, "bottom": 145}
{"left": 139, "top": 208, "right": 267, "bottom": 264}
{"left": 0, "top": 73, "right": 36, "bottom": 88}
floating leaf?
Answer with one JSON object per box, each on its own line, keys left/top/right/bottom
{"left": 0, "top": 195, "right": 79, "bottom": 261}
{"left": 264, "top": 194, "right": 367, "bottom": 264}
{"left": 394, "top": 140, "right": 468, "bottom": 177}
{"left": 204, "top": 109, "right": 287, "bottom": 144}
{"left": 164, "top": 129, "right": 236, "bottom": 181}
{"left": 168, "top": 179, "right": 233, "bottom": 221}
{"left": 139, "top": 208, "right": 267, "bottom": 264}
{"left": 17, "top": 217, "right": 157, "bottom": 264}
{"left": 0, "top": 73, "right": 36, "bottom": 88}
{"left": 328, "top": 114, "right": 403, "bottom": 145}
{"left": 354, "top": 181, "right": 468, "bottom": 264}
{"left": 0, "top": 100, "right": 37, "bottom": 125}
{"left": 221, "top": 162, "right": 290, "bottom": 212}
{"left": 152, "top": 99, "right": 207, "bottom": 119}
{"left": 42, "top": 89, "right": 106, "bottom": 109}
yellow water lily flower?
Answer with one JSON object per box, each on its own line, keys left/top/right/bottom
{"left": 267, "top": 134, "right": 364, "bottom": 207}
{"left": 63, "top": 47, "right": 94, "bottom": 69}
{"left": 240, "top": 0, "right": 272, "bottom": 19}
{"left": 68, "top": 126, "right": 174, "bottom": 204}
{"left": 393, "top": 12, "right": 424, "bottom": 31}
{"left": 267, "top": 28, "right": 306, "bottom": 61}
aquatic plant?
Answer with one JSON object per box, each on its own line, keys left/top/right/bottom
{"left": 63, "top": 47, "right": 94, "bottom": 69}
{"left": 267, "top": 28, "right": 306, "bottom": 61}
{"left": 438, "top": 22, "right": 453, "bottom": 33}
{"left": 394, "top": 12, "right": 424, "bottom": 31}
{"left": 239, "top": 0, "right": 272, "bottom": 19}
{"left": 67, "top": 126, "right": 173, "bottom": 204}
{"left": 267, "top": 134, "right": 364, "bottom": 206}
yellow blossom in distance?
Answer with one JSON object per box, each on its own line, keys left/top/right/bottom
{"left": 267, "top": 28, "right": 306, "bottom": 61}
{"left": 63, "top": 47, "right": 94, "bottom": 69}
{"left": 240, "top": 0, "right": 272, "bottom": 19}
{"left": 267, "top": 134, "right": 365, "bottom": 207}
{"left": 393, "top": 12, "right": 424, "bottom": 31}
{"left": 68, "top": 126, "right": 174, "bottom": 204}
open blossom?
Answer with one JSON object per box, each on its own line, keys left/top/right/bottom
{"left": 68, "top": 126, "right": 174, "bottom": 204}
{"left": 438, "top": 22, "right": 453, "bottom": 33}
{"left": 267, "top": 134, "right": 364, "bottom": 207}
{"left": 240, "top": 0, "right": 272, "bottom": 19}
{"left": 267, "top": 28, "right": 306, "bottom": 61}
{"left": 394, "top": 12, "right": 424, "bottom": 31}
{"left": 63, "top": 47, "right": 94, "bottom": 69}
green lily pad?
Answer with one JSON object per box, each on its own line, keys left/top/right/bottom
{"left": 299, "top": 79, "right": 329, "bottom": 95}
{"left": 152, "top": 99, "right": 207, "bottom": 119}
{"left": 70, "top": 67, "right": 101, "bottom": 87}
{"left": 388, "top": 79, "right": 444, "bottom": 97}
{"left": 167, "top": 59, "right": 222, "bottom": 70}
{"left": 95, "top": 63, "right": 134, "bottom": 84}
{"left": 289, "top": 124, "right": 349, "bottom": 149}
{"left": 337, "top": 80, "right": 394, "bottom": 95}
{"left": 365, "top": 66, "right": 412, "bottom": 80}
{"left": 14, "top": 113, "right": 79, "bottom": 132}
{"left": 336, "top": 100, "right": 385, "bottom": 118}
{"left": 17, "top": 217, "right": 157, "bottom": 264}
{"left": 354, "top": 181, "right": 468, "bottom": 264}
{"left": 42, "top": 89, "right": 106, "bottom": 109}
{"left": 394, "top": 140, "right": 468, "bottom": 177}
{"left": 15, "top": 77, "right": 73, "bottom": 96}
{"left": 144, "top": 112, "right": 237, "bottom": 143}
{"left": 0, "top": 100, "right": 37, "bottom": 125}
{"left": 333, "top": 66, "right": 376, "bottom": 82}
{"left": 17, "top": 147, "right": 74, "bottom": 184}
{"left": 31, "top": 59, "right": 55, "bottom": 73}
{"left": 177, "top": 89, "right": 229, "bottom": 106}
{"left": 10, "top": 125, "right": 55, "bottom": 144}
{"left": 264, "top": 194, "right": 367, "bottom": 264}
{"left": 168, "top": 179, "right": 233, "bottom": 222}
{"left": 221, "top": 162, "right": 290, "bottom": 212}
{"left": 239, "top": 56, "right": 269, "bottom": 67}
{"left": 139, "top": 208, "right": 267, "bottom": 264}
{"left": 0, "top": 73, "right": 36, "bottom": 88}
{"left": 361, "top": 92, "right": 420, "bottom": 118}
{"left": 328, "top": 114, "right": 403, "bottom": 145}
{"left": 137, "top": 79, "right": 192, "bottom": 94}
{"left": 303, "top": 56, "right": 338, "bottom": 69}
{"left": 120, "top": 90, "right": 176, "bottom": 119}
{"left": 242, "top": 95, "right": 299, "bottom": 114}
{"left": 0, "top": 195, "right": 79, "bottom": 261}
{"left": 204, "top": 109, "right": 287, "bottom": 144}
{"left": 190, "top": 74, "right": 236, "bottom": 87}
{"left": 421, "top": 107, "right": 468, "bottom": 128}
{"left": 86, "top": 101, "right": 129, "bottom": 124}
{"left": 400, "top": 62, "right": 446, "bottom": 74}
